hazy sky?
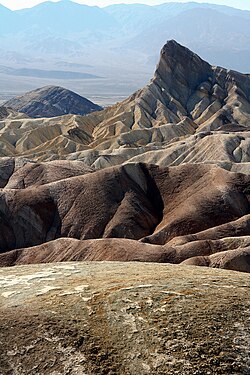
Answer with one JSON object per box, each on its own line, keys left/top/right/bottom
{"left": 1, "top": 0, "right": 250, "bottom": 10}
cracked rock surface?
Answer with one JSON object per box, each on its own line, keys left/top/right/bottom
{"left": 0, "top": 262, "right": 249, "bottom": 374}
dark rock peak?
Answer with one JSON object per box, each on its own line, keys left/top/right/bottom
{"left": 26, "top": 85, "right": 82, "bottom": 99}
{"left": 5, "top": 85, "right": 103, "bottom": 118}
{"left": 160, "top": 40, "right": 198, "bottom": 59}
{"left": 160, "top": 40, "right": 210, "bottom": 69}
{"left": 155, "top": 40, "right": 250, "bottom": 87}
{"left": 150, "top": 40, "right": 250, "bottom": 113}
{"left": 155, "top": 40, "right": 211, "bottom": 90}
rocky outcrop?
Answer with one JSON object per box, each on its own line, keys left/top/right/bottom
{"left": 0, "top": 262, "right": 249, "bottom": 374}
{"left": 4, "top": 85, "right": 102, "bottom": 118}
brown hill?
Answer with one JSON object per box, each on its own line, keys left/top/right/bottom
{"left": 0, "top": 161, "right": 250, "bottom": 272}
{"left": 1, "top": 237, "right": 250, "bottom": 273}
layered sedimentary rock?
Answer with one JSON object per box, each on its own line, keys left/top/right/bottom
{"left": 0, "top": 41, "right": 250, "bottom": 272}
{"left": 0, "top": 41, "right": 249, "bottom": 168}
{"left": 0, "top": 106, "right": 29, "bottom": 120}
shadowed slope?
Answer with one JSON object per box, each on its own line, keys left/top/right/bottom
{"left": 0, "top": 162, "right": 250, "bottom": 273}
{"left": 0, "top": 163, "right": 164, "bottom": 252}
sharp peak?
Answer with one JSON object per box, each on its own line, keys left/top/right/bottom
{"left": 159, "top": 40, "right": 210, "bottom": 67}
{"left": 161, "top": 40, "right": 201, "bottom": 57}
{"left": 154, "top": 40, "right": 212, "bottom": 91}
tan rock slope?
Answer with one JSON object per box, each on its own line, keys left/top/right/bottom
{"left": 0, "top": 262, "right": 249, "bottom": 374}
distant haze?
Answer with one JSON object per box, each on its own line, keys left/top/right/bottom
{"left": 0, "top": 0, "right": 250, "bottom": 106}
{"left": 1, "top": 0, "right": 250, "bottom": 11}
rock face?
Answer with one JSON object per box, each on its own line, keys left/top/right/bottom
{"left": 147, "top": 40, "right": 250, "bottom": 129}
{"left": 0, "top": 262, "right": 249, "bottom": 374}
{"left": 4, "top": 85, "right": 102, "bottom": 118}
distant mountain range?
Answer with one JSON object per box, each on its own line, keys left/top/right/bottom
{"left": 0, "top": 0, "right": 249, "bottom": 99}
{"left": 0, "top": 1, "right": 249, "bottom": 71}
{"left": 0, "top": 0, "right": 250, "bottom": 71}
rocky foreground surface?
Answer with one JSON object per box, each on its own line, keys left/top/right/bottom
{"left": 0, "top": 262, "right": 249, "bottom": 375}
